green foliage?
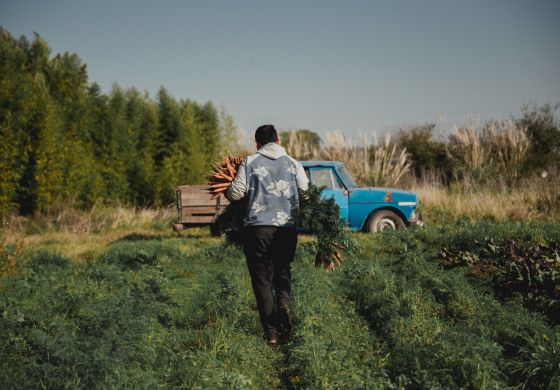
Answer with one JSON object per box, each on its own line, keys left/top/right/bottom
{"left": 439, "top": 237, "right": 560, "bottom": 323}
{"left": 396, "top": 106, "right": 559, "bottom": 187}
{"left": 280, "top": 129, "right": 322, "bottom": 148}
{"left": 214, "top": 199, "right": 247, "bottom": 247}
{"left": 398, "top": 123, "right": 448, "bottom": 178}
{"left": 1, "top": 222, "right": 560, "bottom": 388}
{"left": 287, "top": 242, "right": 395, "bottom": 389}
{"left": 339, "top": 223, "right": 560, "bottom": 388}
{"left": 298, "top": 184, "right": 358, "bottom": 268}
{"left": 0, "top": 237, "right": 280, "bottom": 389}
{"left": 518, "top": 102, "right": 560, "bottom": 174}
{"left": 0, "top": 28, "right": 236, "bottom": 215}
{"left": 0, "top": 237, "right": 22, "bottom": 276}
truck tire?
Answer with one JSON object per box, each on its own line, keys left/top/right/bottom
{"left": 367, "top": 210, "right": 405, "bottom": 233}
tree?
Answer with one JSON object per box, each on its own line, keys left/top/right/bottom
{"left": 0, "top": 29, "right": 239, "bottom": 212}
{"left": 35, "top": 101, "right": 65, "bottom": 213}
{"left": 219, "top": 105, "right": 241, "bottom": 154}
{"left": 124, "top": 89, "right": 158, "bottom": 206}
{"left": 279, "top": 129, "right": 322, "bottom": 160}
{"left": 195, "top": 101, "right": 221, "bottom": 164}
{"left": 517, "top": 103, "right": 560, "bottom": 174}
{"left": 155, "top": 87, "right": 181, "bottom": 166}
{"left": 397, "top": 124, "right": 448, "bottom": 179}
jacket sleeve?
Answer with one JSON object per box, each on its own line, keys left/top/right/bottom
{"left": 225, "top": 160, "right": 248, "bottom": 201}
{"left": 295, "top": 161, "right": 309, "bottom": 191}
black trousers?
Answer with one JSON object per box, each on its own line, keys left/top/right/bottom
{"left": 243, "top": 226, "right": 297, "bottom": 339}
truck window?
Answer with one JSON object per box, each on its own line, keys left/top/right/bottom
{"left": 336, "top": 166, "right": 357, "bottom": 188}
{"left": 310, "top": 168, "right": 342, "bottom": 189}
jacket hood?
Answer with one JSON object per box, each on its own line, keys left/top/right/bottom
{"left": 257, "top": 142, "right": 287, "bottom": 160}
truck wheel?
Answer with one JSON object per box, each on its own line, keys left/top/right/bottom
{"left": 367, "top": 210, "right": 405, "bottom": 233}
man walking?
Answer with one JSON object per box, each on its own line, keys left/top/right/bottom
{"left": 225, "top": 124, "right": 309, "bottom": 345}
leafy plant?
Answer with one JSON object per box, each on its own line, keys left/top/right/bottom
{"left": 0, "top": 236, "right": 23, "bottom": 276}
{"left": 438, "top": 238, "right": 560, "bottom": 322}
{"left": 298, "top": 184, "right": 358, "bottom": 270}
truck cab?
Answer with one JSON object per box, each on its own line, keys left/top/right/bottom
{"left": 301, "top": 161, "right": 423, "bottom": 232}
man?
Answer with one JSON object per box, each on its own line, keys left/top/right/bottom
{"left": 225, "top": 124, "right": 309, "bottom": 345}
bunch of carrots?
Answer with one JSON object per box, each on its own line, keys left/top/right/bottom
{"left": 205, "top": 154, "right": 244, "bottom": 199}
{"left": 315, "top": 243, "right": 344, "bottom": 271}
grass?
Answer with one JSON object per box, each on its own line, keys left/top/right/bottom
{"left": 286, "top": 242, "right": 392, "bottom": 389}
{"left": 412, "top": 179, "right": 559, "bottom": 225}
{"left": 1, "top": 235, "right": 281, "bottom": 389}
{"left": 1, "top": 202, "right": 559, "bottom": 388}
{"left": 341, "top": 225, "right": 559, "bottom": 388}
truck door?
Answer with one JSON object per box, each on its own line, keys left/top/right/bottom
{"left": 308, "top": 167, "right": 349, "bottom": 221}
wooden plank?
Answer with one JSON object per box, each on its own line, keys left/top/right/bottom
{"left": 183, "top": 206, "right": 219, "bottom": 214}
{"left": 181, "top": 194, "right": 230, "bottom": 206}
{"left": 182, "top": 198, "right": 218, "bottom": 207}
{"left": 185, "top": 206, "right": 226, "bottom": 213}
{"left": 181, "top": 215, "right": 216, "bottom": 224}
{"left": 181, "top": 192, "right": 213, "bottom": 201}
{"left": 177, "top": 184, "right": 207, "bottom": 192}
{"left": 179, "top": 207, "right": 230, "bottom": 222}
{"left": 181, "top": 200, "right": 229, "bottom": 208}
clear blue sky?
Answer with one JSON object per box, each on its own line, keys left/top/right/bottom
{"left": 2, "top": 0, "right": 559, "bottom": 136}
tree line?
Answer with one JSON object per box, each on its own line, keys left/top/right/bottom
{"left": 0, "top": 29, "right": 236, "bottom": 222}
{"left": 2, "top": 28, "right": 558, "bottom": 222}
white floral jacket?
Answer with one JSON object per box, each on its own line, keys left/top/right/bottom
{"left": 225, "top": 142, "right": 309, "bottom": 227}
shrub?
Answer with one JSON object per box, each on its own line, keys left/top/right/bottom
{"left": 518, "top": 102, "right": 560, "bottom": 174}
{"left": 397, "top": 123, "right": 448, "bottom": 179}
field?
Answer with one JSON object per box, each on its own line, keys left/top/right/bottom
{"left": 1, "top": 205, "right": 559, "bottom": 389}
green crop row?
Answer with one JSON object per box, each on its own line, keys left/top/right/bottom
{"left": 0, "top": 237, "right": 279, "bottom": 389}
{"left": 286, "top": 242, "right": 394, "bottom": 389}
{"left": 338, "top": 224, "right": 560, "bottom": 389}
{"left": 1, "top": 221, "right": 559, "bottom": 389}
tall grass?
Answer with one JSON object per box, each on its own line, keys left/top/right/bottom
{"left": 322, "top": 130, "right": 411, "bottom": 187}
{"left": 412, "top": 178, "right": 559, "bottom": 224}
{"left": 6, "top": 204, "right": 176, "bottom": 235}
{"left": 447, "top": 116, "right": 530, "bottom": 187}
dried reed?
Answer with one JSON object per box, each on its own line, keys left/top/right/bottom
{"left": 322, "top": 130, "right": 411, "bottom": 187}
{"left": 447, "top": 116, "right": 529, "bottom": 186}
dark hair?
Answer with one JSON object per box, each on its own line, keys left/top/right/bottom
{"left": 255, "top": 124, "right": 278, "bottom": 145}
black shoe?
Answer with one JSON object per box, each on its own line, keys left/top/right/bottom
{"left": 266, "top": 337, "right": 278, "bottom": 347}
{"left": 277, "top": 305, "right": 292, "bottom": 343}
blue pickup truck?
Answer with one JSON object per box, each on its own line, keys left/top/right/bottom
{"left": 302, "top": 161, "right": 423, "bottom": 232}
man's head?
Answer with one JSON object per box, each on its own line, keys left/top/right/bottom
{"left": 255, "top": 124, "right": 279, "bottom": 149}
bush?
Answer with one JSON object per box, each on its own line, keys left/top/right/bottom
{"left": 518, "top": 102, "right": 560, "bottom": 174}
{"left": 397, "top": 123, "right": 448, "bottom": 179}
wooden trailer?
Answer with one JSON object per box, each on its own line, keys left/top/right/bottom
{"left": 173, "top": 184, "right": 229, "bottom": 234}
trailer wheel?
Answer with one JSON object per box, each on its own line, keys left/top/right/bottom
{"left": 367, "top": 210, "right": 405, "bottom": 233}
{"left": 172, "top": 223, "right": 185, "bottom": 232}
